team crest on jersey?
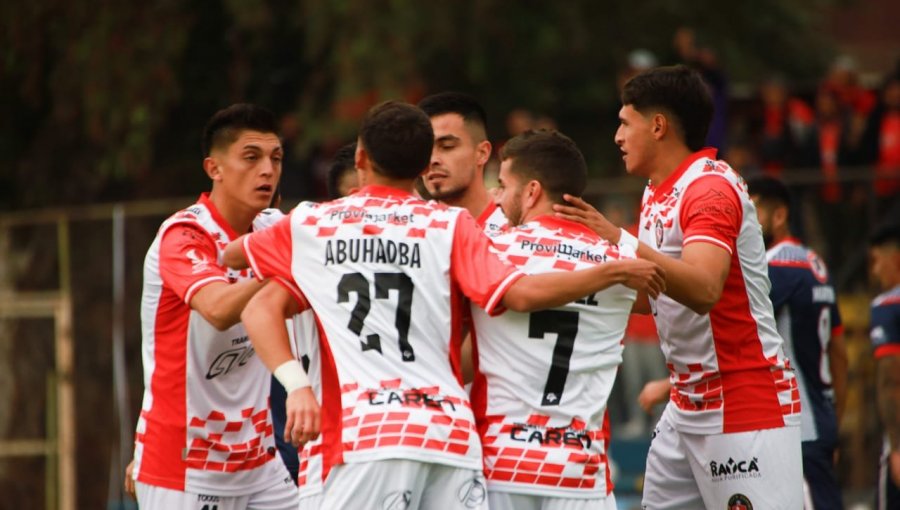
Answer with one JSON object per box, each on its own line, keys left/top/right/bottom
{"left": 655, "top": 218, "right": 664, "bottom": 248}
{"left": 807, "top": 251, "right": 828, "bottom": 283}
{"left": 186, "top": 248, "right": 210, "bottom": 274}
{"left": 727, "top": 493, "right": 753, "bottom": 510}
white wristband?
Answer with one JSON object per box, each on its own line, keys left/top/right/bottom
{"left": 619, "top": 228, "right": 639, "bottom": 252}
{"left": 273, "top": 359, "right": 310, "bottom": 394}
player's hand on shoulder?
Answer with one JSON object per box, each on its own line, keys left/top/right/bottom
{"left": 616, "top": 259, "right": 666, "bottom": 298}
{"left": 553, "top": 194, "right": 621, "bottom": 242}
{"left": 285, "top": 387, "right": 321, "bottom": 447}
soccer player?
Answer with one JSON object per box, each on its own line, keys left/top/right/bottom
{"left": 555, "top": 65, "right": 802, "bottom": 509}
{"left": 223, "top": 101, "right": 665, "bottom": 509}
{"left": 326, "top": 142, "right": 359, "bottom": 200}
{"left": 419, "top": 91, "right": 508, "bottom": 231}
{"left": 869, "top": 222, "right": 900, "bottom": 509}
{"left": 472, "top": 129, "right": 641, "bottom": 510}
{"left": 748, "top": 176, "right": 848, "bottom": 509}
{"left": 132, "top": 104, "right": 298, "bottom": 509}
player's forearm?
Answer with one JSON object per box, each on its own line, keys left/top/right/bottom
{"left": 223, "top": 237, "right": 250, "bottom": 269}
{"left": 191, "top": 279, "right": 265, "bottom": 330}
{"left": 502, "top": 263, "right": 623, "bottom": 312}
{"left": 241, "top": 297, "right": 295, "bottom": 374}
{"left": 877, "top": 356, "right": 900, "bottom": 450}
{"left": 828, "top": 333, "right": 849, "bottom": 425}
{"left": 636, "top": 242, "right": 724, "bottom": 314}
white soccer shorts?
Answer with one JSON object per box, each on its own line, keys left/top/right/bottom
{"left": 641, "top": 406, "right": 802, "bottom": 510}
{"left": 135, "top": 474, "right": 296, "bottom": 510}
{"left": 488, "top": 491, "right": 617, "bottom": 510}
{"left": 320, "top": 458, "right": 488, "bottom": 509}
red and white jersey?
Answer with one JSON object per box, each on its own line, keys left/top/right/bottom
{"left": 287, "top": 302, "right": 327, "bottom": 500}
{"left": 638, "top": 149, "right": 800, "bottom": 435}
{"left": 471, "top": 215, "right": 637, "bottom": 498}
{"left": 240, "top": 184, "right": 524, "bottom": 478}
{"left": 134, "top": 193, "right": 287, "bottom": 495}
{"left": 477, "top": 201, "right": 509, "bottom": 233}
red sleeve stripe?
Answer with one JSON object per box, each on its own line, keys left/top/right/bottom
{"left": 832, "top": 325, "right": 844, "bottom": 337}
{"left": 184, "top": 276, "right": 229, "bottom": 304}
{"left": 683, "top": 235, "right": 733, "bottom": 254}
{"left": 273, "top": 276, "right": 308, "bottom": 309}
{"left": 484, "top": 271, "right": 526, "bottom": 317}
{"left": 875, "top": 344, "right": 900, "bottom": 359}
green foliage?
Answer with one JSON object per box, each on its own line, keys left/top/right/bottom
{"left": 1, "top": 0, "right": 839, "bottom": 210}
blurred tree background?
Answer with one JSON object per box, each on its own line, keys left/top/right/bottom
{"left": 2, "top": 0, "right": 839, "bottom": 211}
{"left": 4, "top": 1, "right": 892, "bottom": 508}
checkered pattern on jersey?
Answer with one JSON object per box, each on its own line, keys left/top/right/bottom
{"left": 481, "top": 413, "right": 610, "bottom": 492}
{"left": 339, "top": 379, "right": 476, "bottom": 459}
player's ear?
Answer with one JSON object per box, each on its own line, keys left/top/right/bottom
{"left": 203, "top": 157, "right": 222, "bottom": 181}
{"left": 476, "top": 140, "right": 492, "bottom": 167}
{"left": 652, "top": 114, "right": 667, "bottom": 140}
{"left": 525, "top": 180, "right": 541, "bottom": 208}
{"left": 774, "top": 204, "right": 789, "bottom": 230}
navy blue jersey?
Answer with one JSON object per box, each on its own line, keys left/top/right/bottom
{"left": 872, "top": 285, "right": 900, "bottom": 359}
{"left": 766, "top": 238, "right": 842, "bottom": 444}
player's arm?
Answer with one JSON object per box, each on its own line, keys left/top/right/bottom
{"left": 829, "top": 329, "right": 849, "bottom": 425}
{"left": 631, "top": 291, "right": 652, "bottom": 314}
{"left": 159, "top": 224, "right": 265, "bottom": 330}
{"left": 877, "top": 353, "right": 900, "bottom": 486}
{"left": 638, "top": 378, "right": 671, "bottom": 414}
{"left": 189, "top": 279, "right": 266, "bottom": 330}
{"left": 241, "top": 282, "right": 319, "bottom": 447}
{"left": 502, "top": 258, "right": 666, "bottom": 312}
{"left": 554, "top": 187, "right": 734, "bottom": 315}
{"left": 223, "top": 236, "right": 250, "bottom": 269}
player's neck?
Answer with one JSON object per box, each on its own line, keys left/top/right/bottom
{"left": 648, "top": 143, "right": 693, "bottom": 187}
{"left": 207, "top": 190, "right": 257, "bottom": 236}
{"left": 453, "top": 183, "right": 493, "bottom": 219}
{"left": 367, "top": 175, "right": 416, "bottom": 194}
{"left": 520, "top": 201, "right": 553, "bottom": 225}
{"left": 771, "top": 230, "right": 791, "bottom": 246}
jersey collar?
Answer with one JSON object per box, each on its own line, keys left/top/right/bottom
{"left": 198, "top": 192, "right": 240, "bottom": 240}
{"left": 766, "top": 236, "right": 802, "bottom": 256}
{"left": 476, "top": 201, "right": 499, "bottom": 228}
{"left": 649, "top": 148, "right": 718, "bottom": 202}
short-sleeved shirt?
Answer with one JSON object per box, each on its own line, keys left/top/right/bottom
{"left": 134, "top": 193, "right": 286, "bottom": 495}
{"left": 638, "top": 149, "right": 800, "bottom": 435}
{"left": 767, "top": 238, "right": 842, "bottom": 444}
{"left": 471, "top": 215, "right": 637, "bottom": 499}
{"left": 240, "top": 184, "right": 523, "bottom": 479}
{"left": 477, "top": 201, "right": 509, "bottom": 234}
{"left": 871, "top": 285, "right": 900, "bottom": 359}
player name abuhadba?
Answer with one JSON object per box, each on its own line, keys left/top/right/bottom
{"left": 324, "top": 238, "right": 422, "bottom": 268}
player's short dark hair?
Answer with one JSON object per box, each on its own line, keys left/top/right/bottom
{"left": 202, "top": 103, "right": 279, "bottom": 156}
{"left": 418, "top": 92, "right": 488, "bottom": 137}
{"left": 622, "top": 65, "right": 713, "bottom": 152}
{"left": 358, "top": 101, "right": 433, "bottom": 180}
{"left": 499, "top": 129, "right": 587, "bottom": 203}
{"left": 746, "top": 176, "right": 792, "bottom": 219}
{"left": 327, "top": 142, "right": 357, "bottom": 199}
{"left": 870, "top": 222, "right": 900, "bottom": 248}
